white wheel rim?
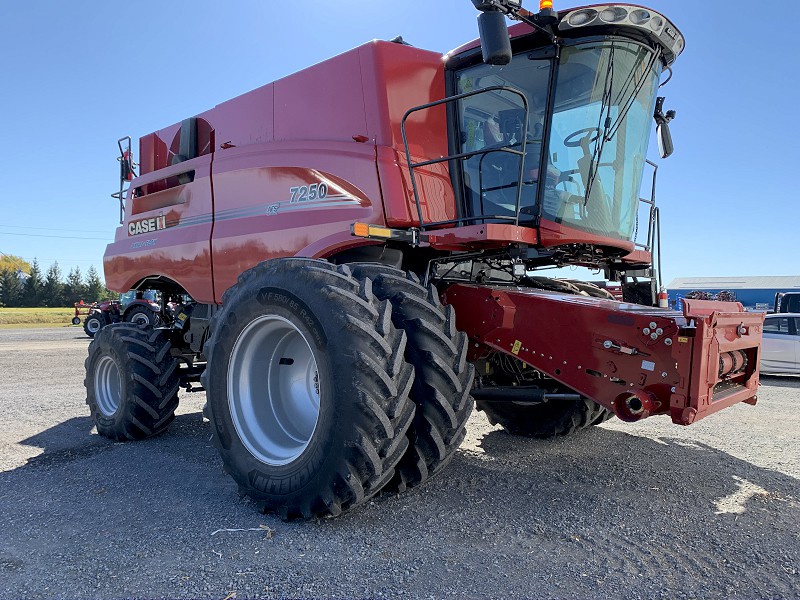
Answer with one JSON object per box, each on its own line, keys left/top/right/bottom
{"left": 227, "top": 315, "right": 321, "bottom": 465}
{"left": 94, "top": 355, "right": 121, "bottom": 416}
{"left": 131, "top": 312, "right": 150, "bottom": 326}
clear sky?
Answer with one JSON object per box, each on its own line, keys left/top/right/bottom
{"left": 1, "top": 0, "right": 797, "bottom": 287}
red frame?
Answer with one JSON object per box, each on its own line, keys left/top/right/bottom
{"left": 442, "top": 286, "right": 763, "bottom": 425}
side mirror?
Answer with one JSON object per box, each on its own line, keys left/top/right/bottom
{"left": 477, "top": 11, "right": 512, "bottom": 65}
{"left": 657, "top": 123, "right": 673, "bottom": 159}
{"left": 654, "top": 97, "right": 676, "bottom": 159}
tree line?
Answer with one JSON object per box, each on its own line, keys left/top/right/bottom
{"left": 0, "top": 256, "right": 114, "bottom": 308}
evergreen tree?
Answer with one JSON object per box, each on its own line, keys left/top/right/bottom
{"left": 65, "top": 266, "right": 87, "bottom": 304}
{"left": 23, "top": 259, "right": 44, "bottom": 307}
{"left": 42, "top": 262, "right": 65, "bottom": 307}
{"left": 0, "top": 268, "right": 23, "bottom": 307}
{"left": 85, "top": 266, "right": 105, "bottom": 301}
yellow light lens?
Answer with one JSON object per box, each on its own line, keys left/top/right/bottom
{"left": 368, "top": 226, "right": 392, "bottom": 238}
{"left": 353, "top": 222, "right": 369, "bottom": 237}
{"left": 540, "top": 0, "right": 553, "bottom": 9}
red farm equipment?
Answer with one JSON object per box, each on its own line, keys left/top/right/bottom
{"left": 85, "top": 1, "right": 764, "bottom": 519}
{"left": 77, "top": 291, "right": 161, "bottom": 338}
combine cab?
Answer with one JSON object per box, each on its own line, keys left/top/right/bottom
{"left": 85, "top": 1, "right": 763, "bottom": 519}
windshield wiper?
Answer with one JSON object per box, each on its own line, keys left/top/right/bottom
{"left": 606, "top": 48, "right": 661, "bottom": 140}
{"left": 583, "top": 44, "right": 615, "bottom": 206}
{"left": 583, "top": 46, "right": 661, "bottom": 205}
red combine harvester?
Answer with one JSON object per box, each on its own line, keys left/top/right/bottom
{"left": 86, "top": 1, "right": 764, "bottom": 519}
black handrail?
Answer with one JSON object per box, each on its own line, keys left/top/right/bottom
{"left": 400, "top": 86, "right": 529, "bottom": 229}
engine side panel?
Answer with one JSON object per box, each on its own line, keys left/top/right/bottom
{"left": 209, "top": 142, "right": 382, "bottom": 302}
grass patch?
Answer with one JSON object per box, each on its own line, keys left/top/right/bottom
{"left": 0, "top": 307, "right": 78, "bottom": 326}
{"left": 0, "top": 322, "right": 81, "bottom": 330}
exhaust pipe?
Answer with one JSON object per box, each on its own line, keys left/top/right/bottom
{"left": 613, "top": 390, "right": 658, "bottom": 422}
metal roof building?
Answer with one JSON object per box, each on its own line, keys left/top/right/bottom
{"left": 665, "top": 276, "right": 800, "bottom": 310}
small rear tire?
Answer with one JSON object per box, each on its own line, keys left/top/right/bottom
{"left": 84, "top": 324, "right": 180, "bottom": 440}
{"left": 71, "top": 316, "right": 81, "bottom": 326}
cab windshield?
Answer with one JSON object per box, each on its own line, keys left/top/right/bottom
{"left": 544, "top": 41, "right": 661, "bottom": 241}
{"left": 454, "top": 40, "right": 662, "bottom": 242}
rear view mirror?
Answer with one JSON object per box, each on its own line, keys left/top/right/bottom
{"left": 654, "top": 97, "right": 676, "bottom": 159}
{"left": 477, "top": 11, "right": 512, "bottom": 65}
{"left": 657, "top": 123, "right": 673, "bottom": 159}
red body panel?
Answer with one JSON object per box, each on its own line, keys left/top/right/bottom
{"left": 105, "top": 41, "right": 454, "bottom": 300}
{"left": 105, "top": 154, "right": 215, "bottom": 302}
{"left": 209, "top": 143, "right": 381, "bottom": 302}
{"left": 104, "top": 24, "right": 655, "bottom": 301}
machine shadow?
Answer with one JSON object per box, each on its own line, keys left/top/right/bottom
{"left": 9, "top": 411, "right": 213, "bottom": 472}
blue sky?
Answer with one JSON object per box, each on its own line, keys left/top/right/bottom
{"left": 1, "top": 0, "right": 797, "bottom": 287}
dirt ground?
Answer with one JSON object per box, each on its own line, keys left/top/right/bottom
{"left": 1, "top": 327, "right": 798, "bottom": 599}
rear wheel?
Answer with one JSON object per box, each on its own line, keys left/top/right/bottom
{"left": 477, "top": 396, "right": 613, "bottom": 438}
{"left": 350, "top": 264, "right": 474, "bottom": 492}
{"left": 84, "top": 324, "right": 180, "bottom": 440}
{"left": 71, "top": 316, "right": 81, "bottom": 326}
{"left": 202, "top": 258, "right": 415, "bottom": 519}
{"left": 83, "top": 311, "right": 107, "bottom": 338}
{"left": 125, "top": 305, "right": 160, "bottom": 328}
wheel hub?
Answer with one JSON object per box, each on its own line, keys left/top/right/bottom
{"left": 228, "top": 315, "right": 321, "bottom": 466}
{"left": 131, "top": 313, "right": 150, "bottom": 326}
{"left": 94, "top": 355, "right": 121, "bottom": 417}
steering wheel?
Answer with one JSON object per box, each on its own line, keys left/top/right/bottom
{"left": 564, "top": 127, "right": 602, "bottom": 148}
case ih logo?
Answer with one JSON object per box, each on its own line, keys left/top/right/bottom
{"left": 129, "top": 215, "right": 167, "bottom": 236}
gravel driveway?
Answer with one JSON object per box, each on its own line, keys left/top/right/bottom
{"left": 1, "top": 327, "right": 798, "bottom": 599}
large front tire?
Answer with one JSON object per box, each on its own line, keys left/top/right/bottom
{"left": 84, "top": 324, "right": 180, "bottom": 440}
{"left": 350, "top": 264, "right": 474, "bottom": 492}
{"left": 202, "top": 259, "right": 415, "bottom": 520}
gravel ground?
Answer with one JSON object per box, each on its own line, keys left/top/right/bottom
{"left": 0, "top": 327, "right": 798, "bottom": 599}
